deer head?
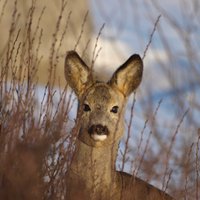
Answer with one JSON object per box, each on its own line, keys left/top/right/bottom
{"left": 65, "top": 51, "right": 143, "bottom": 147}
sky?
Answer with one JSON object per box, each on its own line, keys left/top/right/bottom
{"left": 89, "top": 0, "right": 199, "bottom": 133}
{"left": 21, "top": 0, "right": 199, "bottom": 188}
{"left": 32, "top": 0, "right": 200, "bottom": 193}
{"left": 88, "top": 0, "right": 200, "bottom": 182}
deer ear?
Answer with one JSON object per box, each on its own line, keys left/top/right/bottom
{"left": 65, "top": 51, "right": 92, "bottom": 97}
{"left": 108, "top": 54, "right": 143, "bottom": 96}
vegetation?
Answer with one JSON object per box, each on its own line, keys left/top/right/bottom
{"left": 0, "top": 0, "right": 199, "bottom": 199}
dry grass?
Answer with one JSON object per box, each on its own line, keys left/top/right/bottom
{"left": 0, "top": 0, "right": 199, "bottom": 199}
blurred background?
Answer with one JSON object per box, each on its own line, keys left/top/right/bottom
{"left": 0, "top": 0, "right": 199, "bottom": 199}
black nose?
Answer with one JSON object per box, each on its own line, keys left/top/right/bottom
{"left": 88, "top": 124, "right": 109, "bottom": 135}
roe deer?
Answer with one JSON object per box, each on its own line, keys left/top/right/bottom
{"left": 65, "top": 51, "right": 174, "bottom": 200}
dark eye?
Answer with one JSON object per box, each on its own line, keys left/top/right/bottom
{"left": 83, "top": 104, "right": 91, "bottom": 112}
{"left": 110, "top": 106, "right": 119, "bottom": 113}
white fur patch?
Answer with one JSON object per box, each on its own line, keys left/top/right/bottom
{"left": 91, "top": 134, "right": 107, "bottom": 141}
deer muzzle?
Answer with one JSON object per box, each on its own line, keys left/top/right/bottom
{"left": 88, "top": 124, "right": 109, "bottom": 141}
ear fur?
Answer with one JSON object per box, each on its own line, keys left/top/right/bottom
{"left": 108, "top": 54, "right": 143, "bottom": 96}
{"left": 65, "top": 51, "right": 92, "bottom": 97}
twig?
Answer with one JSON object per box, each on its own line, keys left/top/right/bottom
{"left": 135, "top": 99, "right": 162, "bottom": 176}
{"left": 121, "top": 93, "right": 136, "bottom": 171}
{"left": 74, "top": 11, "right": 88, "bottom": 51}
{"left": 91, "top": 23, "right": 105, "bottom": 70}
{"left": 162, "top": 108, "right": 189, "bottom": 191}
{"left": 196, "top": 136, "right": 200, "bottom": 200}
{"left": 142, "top": 15, "right": 161, "bottom": 60}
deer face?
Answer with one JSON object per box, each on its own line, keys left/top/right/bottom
{"left": 77, "top": 83, "right": 125, "bottom": 147}
{"left": 65, "top": 51, "right": 143, "bottom": 147}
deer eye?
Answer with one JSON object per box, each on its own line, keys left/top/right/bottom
{"left": 110, "top": 106, "right": 119, "bottom": 113}
{"left": 83, "top": 104, "right": 91, "bottom": 112}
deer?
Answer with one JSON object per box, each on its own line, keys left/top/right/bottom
{"left": 65, "top": 51, "right": 174, "bottom": 200}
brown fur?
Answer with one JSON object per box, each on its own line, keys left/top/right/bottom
{"left": 65, "top": 51, "right": 174, "bottom": 200}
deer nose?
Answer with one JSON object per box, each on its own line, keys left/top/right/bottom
{"left": 88, "top": 124, "right": 109, "bottom": 136}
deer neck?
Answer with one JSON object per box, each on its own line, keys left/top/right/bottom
{"left": 70, "top": 139, "right": 119, "bottom": 182}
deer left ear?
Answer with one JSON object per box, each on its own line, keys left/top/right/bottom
{"left": 108, "top": 54, "right": 143, "bottom": 97}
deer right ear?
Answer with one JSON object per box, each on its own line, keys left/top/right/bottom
{"left": 65, "top": 51, "right": 92, "bottom": 97}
